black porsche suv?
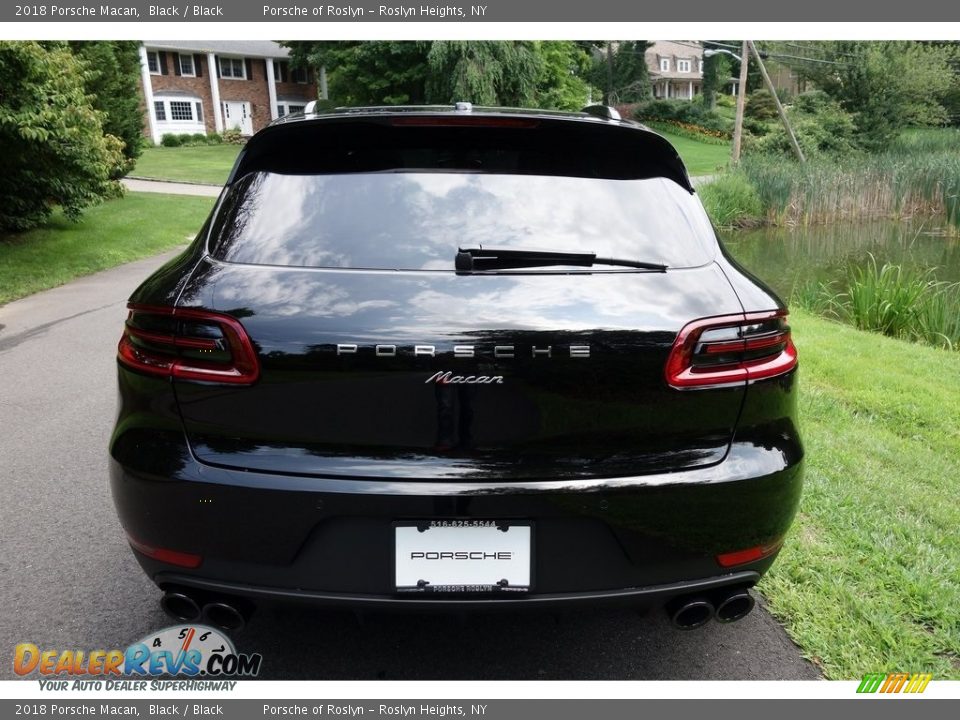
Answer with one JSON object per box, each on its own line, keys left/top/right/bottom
{"left": 110, "top": 103, "right": 802, "bottom": 631}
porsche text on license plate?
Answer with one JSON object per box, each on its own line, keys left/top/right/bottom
{"left": 394, "top": 523, "right": 531, "bottom": 593}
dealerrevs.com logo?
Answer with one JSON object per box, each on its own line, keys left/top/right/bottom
{"left": 14, "top": 625, "right": 262, "bottom": 687}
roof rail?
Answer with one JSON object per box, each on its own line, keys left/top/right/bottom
{"left": 580, "top": 104, "right": 621, "bottom": 121}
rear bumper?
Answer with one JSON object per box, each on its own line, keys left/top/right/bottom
{"left": 155, "top": 570, "right": 761, "bottom": 610}
{"left": 109, "top": 434, "right": 803, "bottom": 608}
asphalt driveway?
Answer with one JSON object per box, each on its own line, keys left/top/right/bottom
{"left": 0, "top": 252, "right": 820, "bottom": 680}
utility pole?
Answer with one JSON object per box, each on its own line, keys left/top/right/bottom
{"left": 747, "top": 41, "right": 805, "bottom": 163}
{"left": 605, "top": 42, "right": 615, "bottom": 105}
{"left": 731, "top": 41, "right": 750, "bottom": 165}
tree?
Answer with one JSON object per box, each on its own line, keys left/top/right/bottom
{"left": 702, "top": 47, "right": 732, "bottom": 109}
{"left": 68, "top": 41, "right": 145, "bottom": 170}
{"left": 0, "top": 41, "right": 124, "bottom": 232}
{"left": 283, "top": 41, "right": 595, "bottom": 110}
{"left": 786, "top": 41, "right": 959, "bottom": 150}
{"left": 533, "top": 41, "right": 595, "bottom": 110}
{"left": 426, "top": 41, "right": 540, "bottom": 106}
{"left": 584, "top": 41, "right": 651, "bottom": 104}
{"left": 283, "top": 42, "right": 431, "bottom": 105}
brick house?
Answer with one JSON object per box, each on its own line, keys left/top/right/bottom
{"left": 646, "top": 41, "right": 704, "bottom": 100}
{"left": 138, "top": 40, "right": 319, "bottom": 144}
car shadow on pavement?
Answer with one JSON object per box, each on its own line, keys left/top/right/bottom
{"left": 209, "top": 597, "right": 820, "bottom": 680}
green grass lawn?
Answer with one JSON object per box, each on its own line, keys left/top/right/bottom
{"left": 761, "top": 308, "right": 960, "bottom": 679}
{"left": 132, "top": 145, "right": 242, "bottom": 185}
{"left": 0, "top": 193, "right": 214, "bottom": 305}
{"left": 657, "top": 130, "right": 731, "bottom": 176}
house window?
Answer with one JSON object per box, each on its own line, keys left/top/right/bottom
{"left": 277, "top": 102, "right": 306, "bottom": 117}
{"left": 195, "top": 102, "right": 203, "bottom": 122}
{"left": 153, "top": 100, "right": 166, "bottom": 121}
{"left": 273, "top": 61, "right": 285, "bottom": 82}
{"left": 219, "top": 56, "right": 246, "bottom": 80}
{"left": 169, "top": 101, "right": 194, "bottom": 121}
{"left": 660, "top": 58, "right": 670, "bottom": 72}
{"left": 178, "top": 53, "right": 194, "bottom": 77}
{"left": 146, "top": 51, "right": 160, "bottom": 75}
{"left": 291, "top": 67, "right": 308, "bottom": 84}
{"left": 678, "top": 60, "right": 692, "bottom": 73}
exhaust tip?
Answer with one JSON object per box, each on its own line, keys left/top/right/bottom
{"left": 160, "top": 592, "right": 201, "bottom": 622}
{"left": 715, "top": 590, "right": 755, "bottom": 623}
{"left": 202, "top": 602, "right": 247, "bottom": 632}
{"left": 667, "top": 597, "right": 714, "bottom": 630}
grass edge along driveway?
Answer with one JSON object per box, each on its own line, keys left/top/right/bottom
{"left": 761, "top": 308, "right": 960, "bottom": 680}
{"left": 0, "top": 192, "right": 215, "bottom": 306}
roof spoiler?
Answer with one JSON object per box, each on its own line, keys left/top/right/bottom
{"left": 580, "top": 105, "right": 621, "bottom": 121}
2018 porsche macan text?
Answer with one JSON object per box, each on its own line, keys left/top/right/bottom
{"left": 109, "top": 103, "right": 802, "bottom": 631}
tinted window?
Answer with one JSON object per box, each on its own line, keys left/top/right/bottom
{"left": 210, "top": 171, "right": 717, "bottom": 271}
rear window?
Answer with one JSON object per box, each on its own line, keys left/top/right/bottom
{"left": 209, "top": 171, "right": 717, "bottom": 271}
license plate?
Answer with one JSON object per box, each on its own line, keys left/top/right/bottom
{"left": 394, "top": 522, "right": 532, "bottom": 593}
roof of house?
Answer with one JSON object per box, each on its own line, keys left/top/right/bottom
{"left": 647, "top": 41, "right": 704, "bottom": 80}
{"left": 145, "top": 40, "right": 291, "bottom": 59}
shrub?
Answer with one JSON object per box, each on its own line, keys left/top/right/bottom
{"left": 160, "top": 134, "right": 182, "bottom": 147}
{"left": 190, "top": 133, "right": 207, "bottom": 145}
{"left": 632, "top": 98, "right": 731, "bottom": 134}
{"left": 715, "top": 93, "right": 735, "bottom": 109}
{"left": 0, "top": 41, "right": 124, "bottom": 231}
{"left": 205, "top": 132, "right": 223, "bottom": 144}
{"left": 642, "top": 119, "right": 730, "bottom": 142}
{"left": 697, "top": 171, "right": 763, "bottom": 228}
{"left": 750, "top": 91, "right": 857, "bottom": 158}
{"left": 746, "top": 89, "right": 778, "bottom": 121}
{"left": 222, "top": 128, "right": 245, "bottom": 145}
{"left": 742, "top": 117, "right": 773, "bottom": 137}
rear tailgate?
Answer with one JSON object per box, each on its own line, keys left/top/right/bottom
{"left": 172, "top": 261, "right": 747, "bottom": 480}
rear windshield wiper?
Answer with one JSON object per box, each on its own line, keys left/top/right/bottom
{"left": 455, "top": 246, "right": 668, "bottom": 272}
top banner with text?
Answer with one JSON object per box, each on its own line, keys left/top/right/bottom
{"left": 5, "top": 0, "right": 960, "bottom": 22}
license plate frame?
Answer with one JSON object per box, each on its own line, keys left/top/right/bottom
{"left": 393, "top": 520, "right": 533, "bottom": 594}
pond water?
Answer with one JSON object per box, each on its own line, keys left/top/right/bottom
{"left": 721, "top": 217, "right": 960, "bottom": 301}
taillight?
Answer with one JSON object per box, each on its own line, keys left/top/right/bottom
{"left": 665, "top": 310, "right": 797, "bottom": 389}
{"left": 117, "top": 304, "right": 259, "bottom": 385}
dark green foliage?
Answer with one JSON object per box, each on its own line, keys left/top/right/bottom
{"left": 610, "top": 41, "right": 651, "bottom": 103}
{"left": 750, "top": 91, "right": 857, "bottom": 158}
{"left": 745, "top": 89, "right": 778, "bottom": 121}
{"left": 426, "top": 41, "right": 540, "bottom": 106}
{"left": 283, "top": 41, "right": 430, "bottom": 105}
{"left": 632, "top": 99, "right": 731, "bottom": 134}
{"left": 281, "top": 41, "right": 595, "bottom": 110}
{"left": 161, "top": 133, "right": 182, "bottom": 147}
{"left": 785, "top": 41, "right": 958, "bottom": 151}
{"left": 68, "top": 41, "right": 145, "bottom": 167}
{"left": 701, "top": 46, "right": 732, "bottom": 109}
{"left": 0, "top": 41, "right": 124, "bottom": 232}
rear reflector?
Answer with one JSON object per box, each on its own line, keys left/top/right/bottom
{"left": 716, "top": 540, "right": 784, "bottom": 568}
{"left": 117, "top": 304, "right": 259, "bottom": 385}
{"left": 665, "top": 310, "right": 797, "bottom": 389}
{"left": 127, "top": 534, "right": 202, "bottom": 569}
